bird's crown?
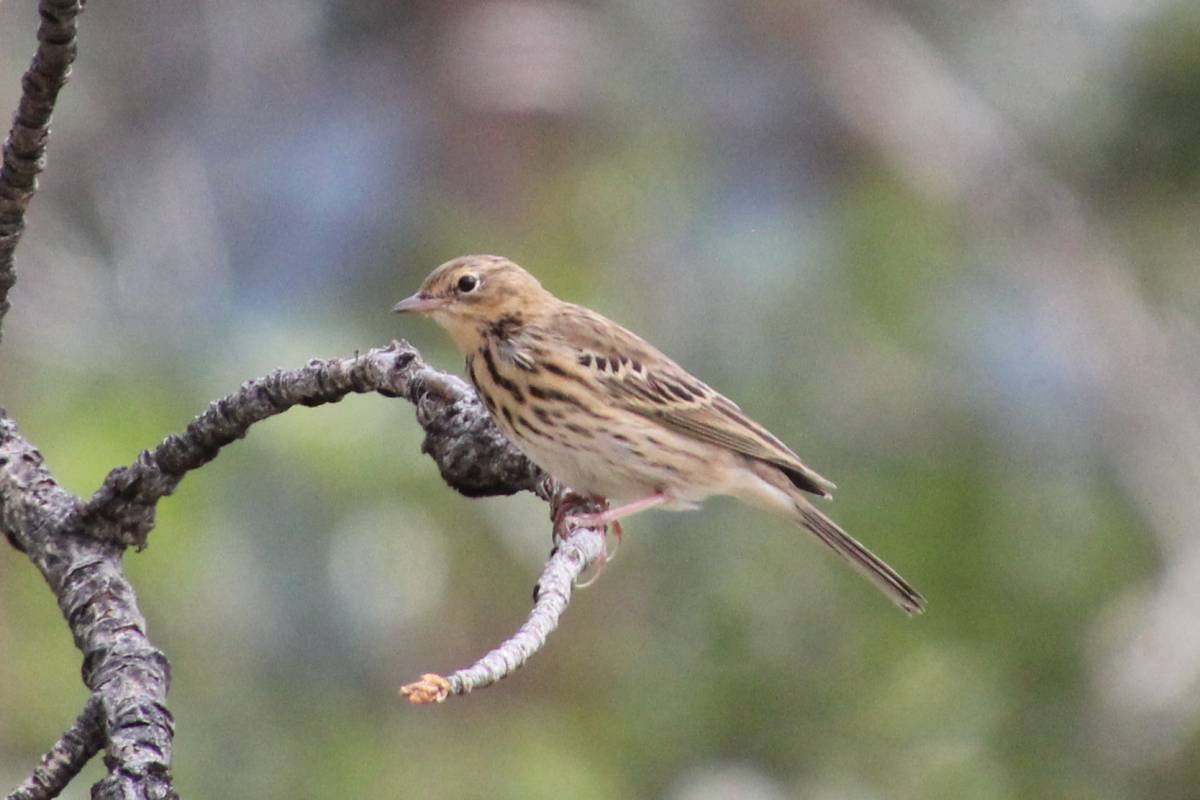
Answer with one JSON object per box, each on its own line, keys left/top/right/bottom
{"left": 414, "top": 255, "right": 548, "bottom": 308}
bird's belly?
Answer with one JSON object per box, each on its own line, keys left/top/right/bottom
{"left": 509, "top": 415, "right": 725, "bottom": 507}
{"left": 522, "top": 441, "right": 646, "bottom": 501}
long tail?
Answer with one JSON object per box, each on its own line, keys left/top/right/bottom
{"left": 795, "top": 500, "right": 925, "bottom": 614}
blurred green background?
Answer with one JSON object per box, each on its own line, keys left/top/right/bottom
{"left": 2, "top": 1, "right": 1198, "bottom": 798}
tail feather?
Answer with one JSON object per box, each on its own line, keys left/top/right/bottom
{"left": 796, "top": 502, "right": 926, "bottom": 615}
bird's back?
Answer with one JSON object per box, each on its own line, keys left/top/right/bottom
{"left": 466, "top": 300, "right": 835, "bottom": 502}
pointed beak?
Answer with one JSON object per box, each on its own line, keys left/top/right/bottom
{"left": 392, "top": 292, "right": 446, "bottom": 314}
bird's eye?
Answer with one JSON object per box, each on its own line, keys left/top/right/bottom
{"left": 457, "top": 274, "right": 479, "bottom": 293}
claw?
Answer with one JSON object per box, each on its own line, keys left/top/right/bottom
{"left": 574, "top": 551, "right": 607, "bottom": 588}
{"left": 558, "top": 494, "right": 645, "bottom": 586}
{"left": 606, "top": 520, "right": 622, "bottom": 563}
{"left": 568, "top": 521, "right": 622, "bottom": 586}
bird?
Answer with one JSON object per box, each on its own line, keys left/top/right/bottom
{"left": 393, "top": 255, "right": 925, "bottom": 614}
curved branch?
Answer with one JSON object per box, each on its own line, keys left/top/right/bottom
{"left": 0, "top": 0, "right": 85, "bottom": 341}
{"left": 401, "top": 479, "right": 608, "bottom": 704}
{"left": 80, "top": 341, "right": 544, "bottom": 548}
{"left": 1, "top": 413, "right": 176, "bottom": 800}
{"left": 5, "top": 696, "right": 103, "bottom": 800}
{"left": 82, "top": 342, "right": 604, "bottom": 705}
{"left": 1, "top": 339, "right": 580, "bottom": 794}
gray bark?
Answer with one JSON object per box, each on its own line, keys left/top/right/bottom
{"left": 0, "top": 0, "right": 82, "bottom": 341}
{"left": 2, "top": 3, "right": 600, "bottom": 794}
{"left": 3, "top": 340, "right": 606, "bottom": 797}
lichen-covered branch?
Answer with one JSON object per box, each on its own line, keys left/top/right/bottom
{"left": 400, "top": 480, "right": 608, "bottom": 704}
{"left": 80, "top": 341, "right": 544, "bottom": 548}
{"left": 0, "top": 3, "right": 177, "bottom": 796}
{"left": 0, "top": 0, "right": 597, "bottom": 794}
{"left": 2, "top": 335, "right": 597, "bottom": 796}
{"left": 79, "top": 342, "right": 605, "bottom": 707}
{"left": 0, "top": 0, "right": 84, "bottom": 341}
{"left": 5, "top": 696, "right": 103, "bottom": 800}
{"left": 0, "top": 412, "right": 176, "bottom": 800}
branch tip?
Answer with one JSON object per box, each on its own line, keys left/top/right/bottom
{"left": 397, "top": 484, "right": 608, "bottom": 706}
{"left": 399, "top": 674, "right": 453, "bottom": 705}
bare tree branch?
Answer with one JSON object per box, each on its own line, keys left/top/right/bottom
{"left": 78, "top": 341, "right": 544, "bottom": 548}
{"left": 5, "top": 696, "right": 103, "bottom": 800}
{"left": 77, "top": 341, "right": 603, "bottom": 705}
{"left": 0, "top": 1, "right": 613, "bottom": 792}
{"left": 0, "top": 0, "right": 84, "bottom": 341}
{"left": 0, "top": 3, "right": 177, "bottom": 796}
{"left": 1, "top": 413, "right": 177, "bottom": 800}
{"left": 3, "top": 335, "right": 609, "bottom": 796}
{"left": 401, "top": 479, "right": 608, "bottom": 704}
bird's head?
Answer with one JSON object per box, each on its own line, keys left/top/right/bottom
{"left": 393, "top": 255, "right": 552, "bottom": 352}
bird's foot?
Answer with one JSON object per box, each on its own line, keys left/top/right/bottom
{"left": 561, "top": 497, "right": 622, "bottom": 587}
{"left": 550, "top": 495, "right": 577, "bottom": 535}
{"left": 562, "top": 510, "right": 611, "bottom": 534}
{"left": 560, "top": 496, "right": 606, "bottom": 533}
{"left": 574, "top": 549, "right": 608, "bottom": 588}
{"left": 563, "top": 492, "right": 667, "bottom": 537}
{"left": 561, "top": 493, "right": 670, "bottom": 586}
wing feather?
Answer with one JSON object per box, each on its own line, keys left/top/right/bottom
{"left": 539, "top": 304, "right": 836, "bottom": 497}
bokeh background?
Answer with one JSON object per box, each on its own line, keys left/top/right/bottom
{"left": 2, "top": 1, "right": 1198, "bottom": 797}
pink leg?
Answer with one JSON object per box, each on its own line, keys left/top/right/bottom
{"left": 568, "top": 493, "right": 669, "bottom": 588}
{"left": 565, "top": 492, "right": 669, "bottom": 532}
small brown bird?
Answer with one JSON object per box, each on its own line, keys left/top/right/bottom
{"left": 394, "top": 255, "right": 924, "bottom": 613}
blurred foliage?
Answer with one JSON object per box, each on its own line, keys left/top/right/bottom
{"left": 1, "top": 1, "right": 1197, "bottom": 798}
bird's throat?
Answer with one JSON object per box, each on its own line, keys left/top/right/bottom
{"left": 433, "top": 313, "right": 486, "bottom": 355}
